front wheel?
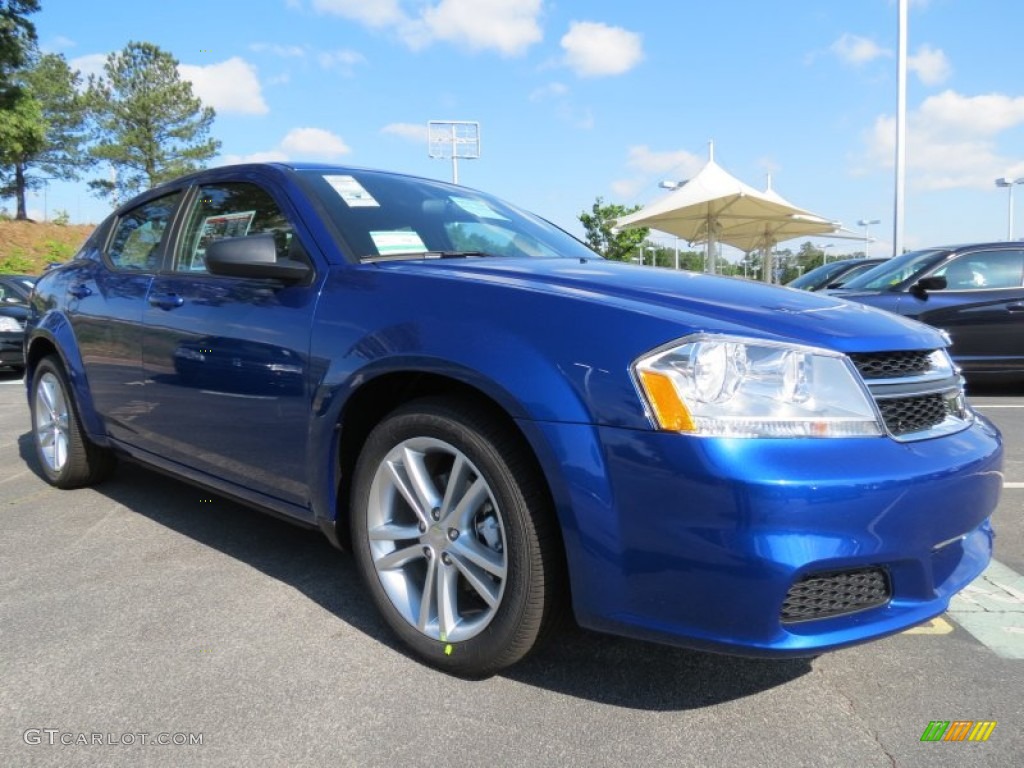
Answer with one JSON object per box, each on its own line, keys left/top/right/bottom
{"left": 30, "top": 355, "right": 116, "bottom": 488}
{"left": 351, "top": 398, "right": 563, "bottom": 676}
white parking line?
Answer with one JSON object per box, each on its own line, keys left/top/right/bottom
{"left": 973, "top": 404, "right": 1024, "bottom": 408}
{"left": 1005, "top": 483, "right": 1024, "bottom": 489}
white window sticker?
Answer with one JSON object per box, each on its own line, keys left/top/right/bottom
{"left": 450, "top": 196, "right": 508, "bottom": 221}
{"left": 370, "top": 230, "right": 427, "bottom": 256}
{"left": 324, "top": 175, "right": 379, "bottom": 207}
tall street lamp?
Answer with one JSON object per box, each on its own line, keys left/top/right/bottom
{"left": 858, "top": 218, "right": 880, "bottom": 257}
{"left": 995, "top": 177, "right": 1024, "bottom": 241}
{"left": 821, "top": 244, "right": 834, "bottom": 264}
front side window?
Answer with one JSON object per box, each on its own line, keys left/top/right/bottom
{"left": 176, "top": 182, "right": 297, "bottom": 273}
{"left": 106, "top": 192, "right": 183, "bottom": 271}
{"left": 933, "top": 250, "right": 1024, "bottom": 290}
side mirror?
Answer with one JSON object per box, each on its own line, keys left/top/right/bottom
{"left": 911, "top": 274, "right": 946, "bottom": 298}
{"left": 205, "top": 233, "right": 311, "bottom": 283}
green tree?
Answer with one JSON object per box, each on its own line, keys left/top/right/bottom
{"left": 0, "top": 53, "right": 92, "bottom": 219}
{"left": 0, "top": 0, "right": 38, "bottom": 108}
{"left": 0, "top": 87, "right": 44, "bottom": 218}
{"left": 88, "top": 41, "right": 220, "bottom": 201}
{"left": 579, "top": 197, "right": 648, "bottom": 261}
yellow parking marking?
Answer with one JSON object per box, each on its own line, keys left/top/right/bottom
{"left": 903, "top": 617, "right": 954, "bottom": 635}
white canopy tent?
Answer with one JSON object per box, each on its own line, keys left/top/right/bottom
{"left": 614, "top": 146, "right": 843, "bottom": 280}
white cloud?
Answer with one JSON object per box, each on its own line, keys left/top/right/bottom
{"left": 908, "top": 44, "right": 951, "bottom": 86}
{"left": 919, "top": 90, "right": 1024, "bottom": 137}
{"left": 560, "top": 21, "right": 643, "bottom": 77}
{"left": 403, "top": 0, "right": 543, "bottom": 56}
{"left": 611, "top": 145, "right": 704, "bottom": 201}
{"left": 625, "top": 145, "right": 703, "bottom": 177}
{"left": 281, "top": 127, "right": 351, "bottom": 157}
{"left": 864, "top": 90, "right": 1024, "bottom": 189}
{"left": 382, "top": 123, "right": 429, "bottom": 143}
{"left": 529, "top": 82, "right": 569, "bottom": 102}
{"left": 312, "top": 0, "right": 405, "bottom": 28}
{"left": 830, "top": 34, "right": 891, "bottom": 66}
{"left": 317, "top": 48, "right": 366, "bottom": 75}
{"left": 218, "top": 150, "right": 291, "bottom": 166}
{"left": 249, "top": 42, "right": 307, "bottom": 58}
{"left": 179, "top": 57, "right": 269, "bottom": 115}
{"left": 68, "top": 53, "right": 108, "bottom": 82}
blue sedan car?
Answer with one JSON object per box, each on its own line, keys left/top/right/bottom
{"left": 24, "top": 164, "right": 1001, "bottom": 676}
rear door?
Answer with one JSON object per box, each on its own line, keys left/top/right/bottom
{"left": 64, "top": 191, "right": 184, "bottom": 441}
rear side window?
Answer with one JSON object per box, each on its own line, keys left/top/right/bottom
{"left": 176, "top": 182, "right": 297, "bottom": 273}
{"left": 106, "top": 193, "right": 183, "bottom": 271}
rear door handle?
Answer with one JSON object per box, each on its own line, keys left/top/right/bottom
{"left": 148, "top": 293, "right": 184, "bottom": 310}
{"left": 68, "top": 284, "right": 92, "bottom": 299}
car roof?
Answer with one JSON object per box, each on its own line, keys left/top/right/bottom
{"left": 110, "top": 162, "right": 454, "bottom": 218}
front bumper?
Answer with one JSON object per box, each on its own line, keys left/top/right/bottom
{"left": 0, "top": 331, "right": 25, "bottom": 368}
{"left": 526, "top": 415, "right": 1002, "bottom": 656}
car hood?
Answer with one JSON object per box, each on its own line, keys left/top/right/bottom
{"left": 374, "top": 258, "right": 941, "bottom": 353}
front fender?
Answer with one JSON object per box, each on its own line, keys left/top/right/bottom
{"left": 26, "top": 312, "right": 109, "bottom": 446}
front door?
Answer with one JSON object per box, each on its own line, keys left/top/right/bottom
{"left": 136, "top": 179, "right": 321, "bottom": 507}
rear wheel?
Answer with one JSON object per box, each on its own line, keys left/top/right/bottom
{"left": 351, "top": 398, "right": 562, "bottom": 676}
{"left": 31, "top": 355, "right": 116, "bottom": 488}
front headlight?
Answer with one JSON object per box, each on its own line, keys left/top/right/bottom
{"left": 0, "top": 315, "right": 21, "bottom": 332}
{"left": 633, "top": 334, "right": 883, "bottom": 438}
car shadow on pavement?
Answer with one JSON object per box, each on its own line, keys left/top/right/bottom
{"left": 17, "top": 432, "right": 810, "bottom": 710}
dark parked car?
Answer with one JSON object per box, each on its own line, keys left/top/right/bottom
{"left": 0, "top": 274, "right": 36, "bottom": 372}
{"left": 830, "top": 242, "right": 1024, "bottom": 378}
{"left": 23, "top": 164, "right": 1001, "bottom": 676}
{"left": 787, "top": 257, "right": 886, "bottom": 291}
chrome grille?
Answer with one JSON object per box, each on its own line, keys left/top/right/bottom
{"left": 849, "top": 348, "right": 970, "bottom": 441}
{"left": 781, "top": 567, "right": 891, "bottom": 623}
{"left": 849, "top": 350, "right": 932, "bottom": 379}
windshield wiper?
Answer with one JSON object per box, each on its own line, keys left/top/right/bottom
{"left": 361, "top": 250, "right": 500, "bottom": 263}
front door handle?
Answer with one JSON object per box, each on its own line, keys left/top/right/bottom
{"left": 68, "top": 284, "right": 92, "bottom": 299}
{"left": 1006, "top": 302, "right": 1024, "bottom": 313}
{"left": 148, "top": 293, "right": 185, "bottom": 310}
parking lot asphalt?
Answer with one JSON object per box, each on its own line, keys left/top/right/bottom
{"left": 1, "top": 370, "right": 1021, "bottom": 768}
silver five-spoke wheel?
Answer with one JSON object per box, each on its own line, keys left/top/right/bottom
{"left": 34, "top": 371, "right": 70, "bottom": 473}
{"left": 30, "top": 355, "right": 116, "bottom": 488}
{"left": 367, "top": 437, "right": 507, "bottom": 643}
{"left": 352, "top": 398, "right": 563, "bottom": 676}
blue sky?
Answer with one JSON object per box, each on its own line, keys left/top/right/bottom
{"left": 23, "top": 0, "right": 1024, "bottom": 259}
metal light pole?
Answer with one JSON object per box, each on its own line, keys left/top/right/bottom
{"left": 858, "top": 219, "right": 880, "bottom": 257}
{"left": 995, "top": 177, "right": 1024, "bottom": 240}
{"left": 822, "top": 244, "right": 834, "bottom": 264}
{"left": 893, "top": 0, "right": 908, "bottom": 257}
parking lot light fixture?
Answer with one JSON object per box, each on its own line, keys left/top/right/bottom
{"left": 995, "top": 177, "right": 1024, "bottom": 241}
{"left": 858, "top": 219, "right": 881, "bottom": 257}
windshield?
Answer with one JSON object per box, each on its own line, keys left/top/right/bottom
{"left": 297, "top": 170, "right": 598, "bottom": 262}
{"left": 788, "top": 260, "right": 861, "bottom": 291}
{"left": 839, "top": 248, "right": 949, "bottom": 291}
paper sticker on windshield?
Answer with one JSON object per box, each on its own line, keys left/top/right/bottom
{"left": 370, "top": 230, "right": 427, "bottom": 256}
{"left": 325, "top": 175, "right": 379, "bottom": 207}
{"left": 450, "top": 196, "right": 508, "bottom": 221}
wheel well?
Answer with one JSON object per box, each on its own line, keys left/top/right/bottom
{"left": 25, "top": 338, "right": 57, "bottom": 378}
{"left": 334, "top": 373, "right": 550, "bottom": 549}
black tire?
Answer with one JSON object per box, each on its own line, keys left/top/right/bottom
{"left": 350, "top": 397, "right": 563, "bottom": 677}
{"left": 30, "top": 355, "right": 116, "bottom": 488}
